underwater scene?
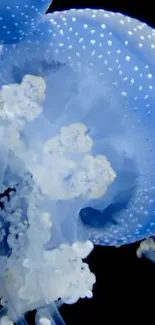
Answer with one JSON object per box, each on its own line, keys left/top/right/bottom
{"left": 0, "top": 0, "right": 155, "bottom": 324}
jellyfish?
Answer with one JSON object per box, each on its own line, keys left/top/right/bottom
{"left": 0, "top": 0, "right": 53, "bottom": 43}
{"left": 0, "top": 1, "right": 155, "bottom": 325}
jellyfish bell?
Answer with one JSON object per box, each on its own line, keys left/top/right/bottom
{"left": 0, "top": 0, "right": 53, "bottom": 44}
{"left": 40, "top": 8, "right": 155, "bottom": 246}
{"left": 0, "top": 5, "right": 155, "bottom": 325}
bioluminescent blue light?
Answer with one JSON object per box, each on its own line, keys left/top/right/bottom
{"left": 0, "top": 2, "right": 155, "bottom": 325}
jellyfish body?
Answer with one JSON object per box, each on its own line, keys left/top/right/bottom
{"left": 0, "top": 0, "right": 52, "bottom": 43}
{"left": 44, "top": 8, "right": 155, "bottom": 247}
{"left": 0, "top": 4, "right": 155, "bottom": 325}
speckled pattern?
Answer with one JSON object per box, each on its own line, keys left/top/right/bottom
{"left": 0, "top": 3, "right": 155, "bottom": 325}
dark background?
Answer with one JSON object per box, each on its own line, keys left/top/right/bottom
{"left": 45, "top": 2, "right": 155, "bottom": 325}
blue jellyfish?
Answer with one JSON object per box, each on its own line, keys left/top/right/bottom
{"left": 0, "top": 0, "right": 52, "bottom": 43}
{"left": 0, "top": 1, "right": 155, "bottom": 325}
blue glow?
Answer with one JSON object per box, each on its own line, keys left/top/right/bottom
{"left": 0, "top": 0, "right": 52, "bottom": 43}
{"left": 0, "top": 3, "right": 155, "bottom": 325}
